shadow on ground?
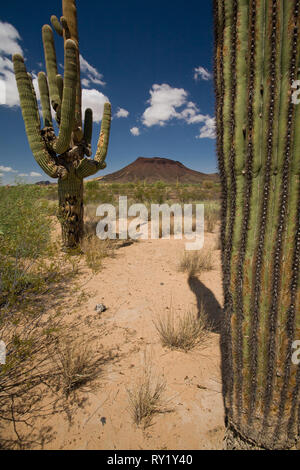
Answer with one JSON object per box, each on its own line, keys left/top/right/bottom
{"left": 188, "top": 275, "right": 222, "bottom": 333}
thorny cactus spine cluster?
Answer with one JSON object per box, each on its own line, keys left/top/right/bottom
{"left": 13, "top": 0, "right": 111, "bottom": 249}
{"left": 214, "top": 0, "right": 300, "bottom": 449}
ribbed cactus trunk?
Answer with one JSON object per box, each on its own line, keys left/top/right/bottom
{"left": 13, "top": 0, "right": 111, "bottom": 251}
{"left": 58, "top": 174, "right": 83, "bottom": 249}
{"left": 214, "top": 0, "right": 300, "bottom": 449}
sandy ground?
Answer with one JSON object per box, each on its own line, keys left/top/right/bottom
{"left": 3, "top": 230, "right": 225, "bottom": 450}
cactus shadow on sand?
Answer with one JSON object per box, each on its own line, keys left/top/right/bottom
{"left": 187, "top": 275, "right": 222, "bottom": 333}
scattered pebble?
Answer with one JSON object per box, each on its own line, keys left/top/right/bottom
{"left": 95, "top": 303, "right": 107, "bottom": 313}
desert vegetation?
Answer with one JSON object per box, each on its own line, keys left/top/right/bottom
{"left": 13, "top": 0, "right": 111, "bottom": 250}
{"left": 0, "top": 179, "right": 221, "bottom": 449}
{"left": 127, "top": 355, "right": 172, "bottom": 428}
{"left": 178, "top": 250, "right": 214, "bottom": 277}
{"left": 153, "top": 306, "right": 210, "bottom": 352}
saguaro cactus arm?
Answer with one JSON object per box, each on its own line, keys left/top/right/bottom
{"left": 13, "top": 54, "right": 67, "bottom": 179}
{"left": 38, "top": 71, "right": 53, "bottom": 128}
{"left": 76, "top": 102, "right": 111, "bottom": 178}
{"left": 52, "top": 39, "right": 77, "bottom": 154}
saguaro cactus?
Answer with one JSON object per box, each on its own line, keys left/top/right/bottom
{"left": 214, "top": 0, "right": 300, "bottom": 449}
{"left": 13, "top": 0, "right": 111, "bottom": 249}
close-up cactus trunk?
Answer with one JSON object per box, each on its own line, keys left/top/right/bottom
{"left": 13, "top": 0, "right": 111, "bottom": 250}
{"left": 214, "top": 0, "right": 300, "bottom": 449}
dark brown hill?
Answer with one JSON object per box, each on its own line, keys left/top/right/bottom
{"left": 95, "top": 157, "right": 219, "bottom": 183}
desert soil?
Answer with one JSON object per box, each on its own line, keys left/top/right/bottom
{"left": 3, "top": 230, "right": 225, "bottom": 450}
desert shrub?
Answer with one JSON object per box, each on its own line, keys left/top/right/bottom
{"left": 154, "top": 307, "right": 209, "bottom": 352}
{"left": 54, "top": 338, "right": 101, "bottom": 396}
{"left": 205, "top": 204, "right": 220, "bottom": 233}
{"left": 81, "top": 235, "right": 113, "bottom": 273}
{"left": 127, "top": 357, "right": 171, "bottom": 427}
{"left": 178, "top": 249, "right": 214, "bottom": 277}
{"left": 0, "top": 185, "right": 56, "bottom": 307}
{"left": 176, "top": 187, "right": 192, "bottom": 203}
{"left": 85, "top": 180, "right": 99, "bottom": 190}
{"left": 0, "top": 309, "right": 63, "bottom": 447}
{"left": 203, "top": 181, "right": 214, "bottom": 190}
{"left": 133, "top": 181, "right": 150, "bottom": 203}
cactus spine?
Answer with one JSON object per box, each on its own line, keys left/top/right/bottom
{"left": 13, "top": 0, "right": 111, "bottom": 249}
{"left": 214, "top": 0, "right": 300, "bottom": 449}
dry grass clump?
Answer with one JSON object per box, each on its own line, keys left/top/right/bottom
{"left": 81, "top": 235, "right": 113, "bottom": 273}
{"left": 54, "top": 338, "right": 101, "bottom": 397}
{"left": 153, "top": 306, "right": 210, "bottom": 352}
{"left": 205, "top": 205, "right": 220, "bottom": 233}
{"left": 127, "top": 358, "right": 172, "bottom": 428}
{"left": 178, "top": 249, "right": 214, "bottom": 276}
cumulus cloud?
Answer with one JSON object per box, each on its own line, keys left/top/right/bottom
{"left": 79, "top": 55, "right": 111, "bottom": 122}
{"left": 196, "top": 117, "right": 216, "bottom": 139}
{"left": 194, "top": 66, "right": 212, "bottom": 81}
{"left": 142, "top": 84, "right": 188, "bottom": 127}
{"left": 0, "top": 21, "right": 23, "bottom": 107}
{"left": 115, "top": 107, "right": 129, "bottom": 118}
{"left": 80, "top": 55, "right": 105, "bottom": 87}
{"left": 130, "top": 127, "right": 140, "bottom": 136}
{"left": 0, "top": 22, "right": 112, "bottom": 125}
{"left": 82, "top": 88, "right": 110, "bottom": 123}
{"left": 0, "top": 21, "right": 23, "bottom": 56}
{"left": 0, "top": 165, "right": 17, "bottom": 173}
{"left": 141, "top": 83, "right": 215, "bottom": 139}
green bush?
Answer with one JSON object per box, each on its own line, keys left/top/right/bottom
{"left": 0, "top": 185, "right": 54, "bottom": 306}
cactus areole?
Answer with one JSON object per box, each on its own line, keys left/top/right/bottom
{"left": 13, "top": 0, "right": 111, "bottom": 250}
{"left": 214, "top": 0, "right": 300, "bottom": 449}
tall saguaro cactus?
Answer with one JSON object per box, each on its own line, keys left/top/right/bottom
{"left": 13, "top": 0, "right": 111, "bottom": 249}
{"left": 214, "top": 0, "right": 300, "bottom": 449}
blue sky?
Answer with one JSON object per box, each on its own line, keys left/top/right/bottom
{"left": 0, "top": 0, "right": 216, "bottom": 184}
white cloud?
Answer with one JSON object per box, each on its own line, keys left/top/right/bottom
{"left": 0, "top": 21, "right": 23, "bottom": 108}
{"left": 194, "top": 66, "right": 212, "bottom": 81}
{"left": 0, "top": 165, "right": 17, "bottom": 173}
{"left": 0, "top": 21, "right": 23, "bottom": 56}
{"left": 0, "top": 54, "right": 20, "bottom": 108}
{"left": 81, "top": 78, "right": 90, "bottom": 87}
{"left": 141, "top": 83, "right": 215, "bottom": 139}
{"left": 130, "top": 127, "right": 140, "bottom": 136}
{"left": 18, "top": 171, "right": 42, "bottom": 178}
{"left": 196, "top": 117, "right": 216, "bottom": 139}
{"left": 79, "top": 55, "right": 105, "bottom": 87}
{"left": 82, "top": 88, "right": 110, "bottom": 123}
{"left": 142, "top": 84, "right": 188, "bottom": 127}
{"left": 115, "top": 107, "right": 129, "bottom": 118}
